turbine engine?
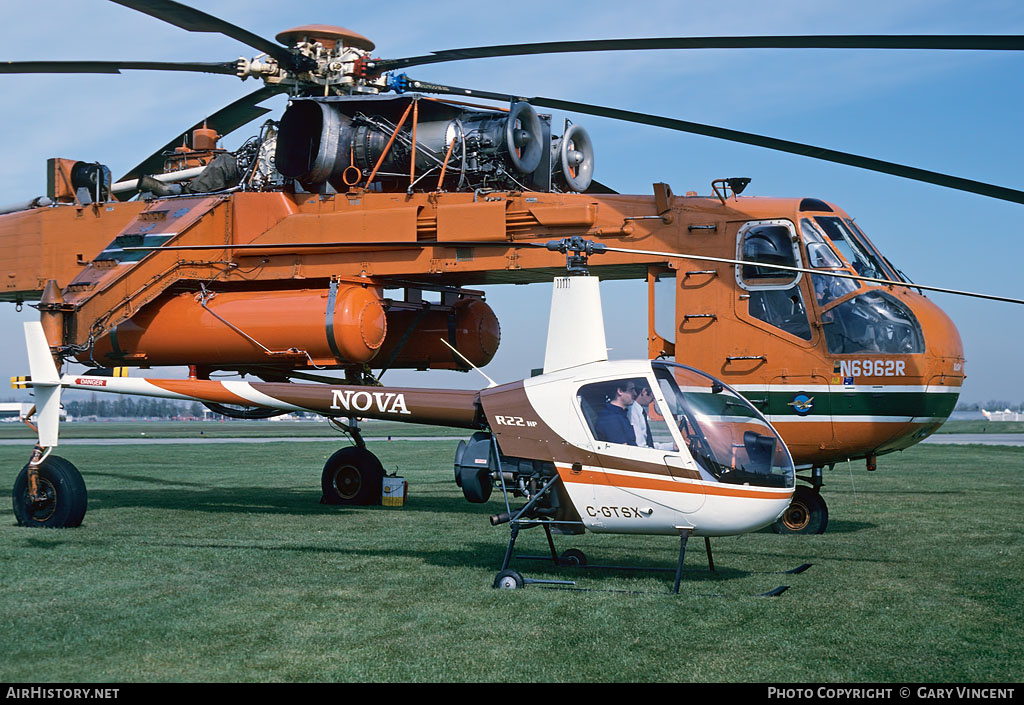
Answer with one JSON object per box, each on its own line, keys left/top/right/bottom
{"left": 274, "top": 95, "right": 594, "bottom": 193}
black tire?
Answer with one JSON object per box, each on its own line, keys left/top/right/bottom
{"left": 321, "top": 447, "right": 384, "bottom": 506}
{"left": 453, "top": 440, "right": 467, "bottom": 488}
{"left": 558, "top": 548, "right": 588, "bottom": 567}
{"left": 773, "top": 485, "right": 829, "bottom": 535}
{"left": 493, "top": 569, "right": 525, "bottom": 590}
{"left": 12, "top": 456, "right": 87, "bottom": 528}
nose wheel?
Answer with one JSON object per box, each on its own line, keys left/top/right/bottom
{"left": 773, "top": 485, "right": 829, "bottom": 534}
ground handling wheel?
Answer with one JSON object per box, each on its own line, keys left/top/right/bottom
{"left": 493, "top": 569, "right": 525, "bottom": 590}
{"left": 773, "top": 485, "right": 829, "bottom": 535}
{"left": 557, "top": 548, "right": 588, "bottom": 567}
{"left": 321, "top": 447, "right": 385, "bottom": 506}
{"left": 12, "top": 455, "right": 87, "bottom": 528}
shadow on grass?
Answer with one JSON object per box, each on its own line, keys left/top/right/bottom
{"left": 86, "top": 486, "right": 497, "bottom": 517}
{"left": 756, "top": 519, "right": 876, "bottom": 535}
{"left": 130, "top": 537, "right": 752, "bottom": 586}
{"left": 819, "top": 520, "right": 876, "bottom": 533}
{"left": 86, "top": 470, "right": 209, "bottom": 487}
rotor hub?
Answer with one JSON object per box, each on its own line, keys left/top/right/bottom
{"left": 275, "top": 25, "right": 375, "bottom": 53}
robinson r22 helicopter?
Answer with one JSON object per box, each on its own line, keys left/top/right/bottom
{"left": 3, "top": 0, "right": 1024, "bottom": 535}
{"left": 15, "top": 270, "right": 798, "bottom": 591}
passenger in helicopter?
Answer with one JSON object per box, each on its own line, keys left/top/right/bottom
{"left": 629, "top": 384, "right": 656, "bottom": 448}
{"left": 593, "top": 380, "right": 638, "bottom": 445}
{"left": 629, "top": 382, "right": 678, "bottom": 450}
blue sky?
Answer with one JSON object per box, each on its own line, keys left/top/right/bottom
{"left": 1, "top": 0, "right": 1023, "bottom": 403}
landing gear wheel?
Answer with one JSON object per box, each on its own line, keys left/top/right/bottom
{"left": 321, "top": 447, "right": 384, "bottom": 506}
{"left": 773, "top": 485, "right": 829, "bottom": 535}
{"left": 493, "top": 569, "right": 525, "bottom": 590}
{"left": 558, "top": 548, "right": 588, "bottom": 567}
{"left": 12, "top": 456, "right": 87, "bottom": 528}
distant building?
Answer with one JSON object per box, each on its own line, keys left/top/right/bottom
{"left": 0, "top": 402, "right": 71, "bottom": 422}
{"left": 980, "top": 409, "right": 1024, "bottom": 422}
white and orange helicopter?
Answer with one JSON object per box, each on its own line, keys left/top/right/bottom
{"left": 14, "top": 261, "right": 798, "bottom": 592}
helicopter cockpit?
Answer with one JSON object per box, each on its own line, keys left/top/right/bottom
{"left": 797, "top": 215, "right": 926, "bottom": 355}
{"left": 576, "top": 362, "right": 795, "bottom": 489}
{"left": 652, "top": 363, "right": 795, "bottom": 489}
{"left": 734, "top": 213, "right": 928, "bottom": 358}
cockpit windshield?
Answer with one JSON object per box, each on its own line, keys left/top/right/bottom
{"left": 652, "top": 362, "right": 794, "bottom": 488}
{"left": 814, "top": 216, "right": 890, "bottom": 281}
{"left": 821, "top": 290, "right": 925, "bottom": 354}
{"left": 800, "top": 218, "right": 862, "bottom": 307}
{"left": 844, "top": 218, "right": 908, "bottom": 284}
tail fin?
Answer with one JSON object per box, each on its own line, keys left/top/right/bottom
{"left": 24, "top": 322, "right": 61, "bottom": 447}
{"left": 542, "top": 276, "right": 608, "bottom": 374}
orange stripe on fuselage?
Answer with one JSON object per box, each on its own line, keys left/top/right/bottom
{"left": 556, "top": 465, "right": 791, "bottom": 501}
{"left": 147, "top": 379, "right": 253, "bottom": 406}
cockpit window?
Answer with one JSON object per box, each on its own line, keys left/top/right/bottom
{"left": 652, "top": 363, "right": 795, "bottom": 488}
{"left": 814, "top": 216, "right": 888, "bottom": 281}
{"left": 800, "top": 218, "right": 844, "bottom": 269}
{"left": 821, "top": 290, "right": 925, "bottom": 354}
{"left": 812, "top": 274, "right": 861, "bottom": 308}
{"left": 800, "top": 218, "right": 862, "bottom": 307}
{"left": 737, "top": 220, "right": 800, "bottom": 288}
{"left": 845, "top": 218, "right": 907, "bottom": 284}
{"left": 577, "top": 377, "right": 674, "bottom": 449}
{"left": 748, "top": 286, "right": 812, "bottom": 340}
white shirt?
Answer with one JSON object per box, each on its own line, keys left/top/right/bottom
{"left": 629, "top": 402, "right": 652, "bottom": 448}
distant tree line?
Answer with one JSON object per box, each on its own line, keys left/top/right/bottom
{"left": 65, "top": 396, "right": 204, "bottom": 419}
{"left": 955, "top": 401, "right": 1024, "bottom": 412}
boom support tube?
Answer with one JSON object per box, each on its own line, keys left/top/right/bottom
{"left": 55, "top": 374, "right": 483, "bottom": 429}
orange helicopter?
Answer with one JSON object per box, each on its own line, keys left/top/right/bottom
{"left": 3, "top": 1, "right": 1023, "bottom": 535}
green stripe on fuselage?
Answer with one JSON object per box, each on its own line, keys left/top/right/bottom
{"left": 731, "top": 388, "right": 959, "bottom": 420}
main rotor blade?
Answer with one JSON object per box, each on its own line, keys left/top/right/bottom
{"left": 407, "top": 80, "right": 1024, "bottom": 206}
{"left": 374, "top": 34, "right": 1024, "bottom": 71}
{"left": 109, "top": 0, "right": 297, "bottom": 69}
{"left": 1, "top": 60, "right": 237, "bottom": 75}
{"left": 116, "top": 84, "right": 285, "bottom": 192}
{"left": 597, "top": 244, "right": 1024, "bottom": 306}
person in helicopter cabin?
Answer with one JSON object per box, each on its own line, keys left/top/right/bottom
{"left": 593, "top": 380, "right": 638, "bottom": 445}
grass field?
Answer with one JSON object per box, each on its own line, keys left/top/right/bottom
{"left": 938, "top": 420, "right": 1024, "bottom": 434}
{"left": 1, "top": 439, "right": 1022, "bottom": 682}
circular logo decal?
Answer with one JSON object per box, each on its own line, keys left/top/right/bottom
{"left": 788, "top": 393, "right": 815, "bottom": 416}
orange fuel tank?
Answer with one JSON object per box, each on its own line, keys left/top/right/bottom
{"left": 88, "top": 285, "right": 386, "bottom": 368}
{"left": 376, "top": 297, "right": 500, "bottom": 369}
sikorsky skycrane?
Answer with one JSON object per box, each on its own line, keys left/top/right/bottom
{"left": 3, "top": 1, "right": 1024, "bottom": 534}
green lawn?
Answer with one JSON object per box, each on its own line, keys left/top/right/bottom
{"left": 0, "top": 440, "right": 1021, "bottom": 682}
{"left": 937, "top": 420, "right": 1024, "bottom": 434}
